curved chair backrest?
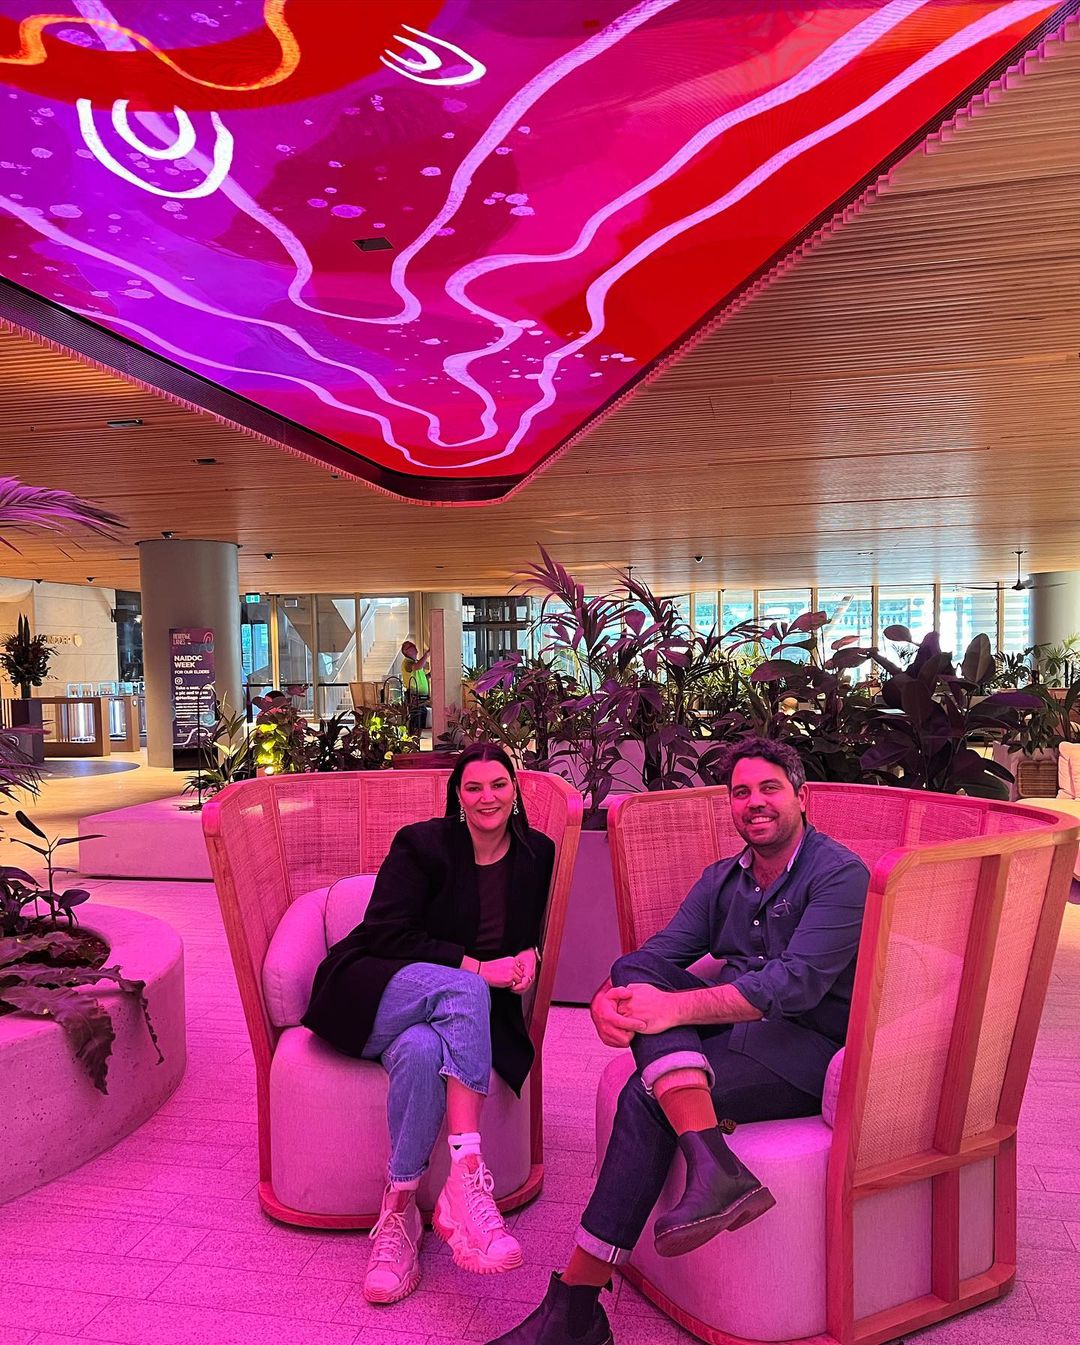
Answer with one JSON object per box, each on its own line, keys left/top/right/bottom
{"left": 203, "top": 769, "right": 583, "bottom": 1181}
{"left": 608, "top": 781, "right": 1079, "bottom": 1345}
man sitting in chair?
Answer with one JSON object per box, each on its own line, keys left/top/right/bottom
{"left": 489, "top": 736, "right": 870, "bottom": 1345}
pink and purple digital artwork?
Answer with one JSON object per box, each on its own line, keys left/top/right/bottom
{"left": 0, "top": 1, "right": 1070, "bottom": 501}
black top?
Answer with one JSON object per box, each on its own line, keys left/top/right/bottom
{"left": 302, "top": 817, "right": 556, "bottom": 1095}
{"left": 473, "top": 850, "right": 512, "bottom": 957}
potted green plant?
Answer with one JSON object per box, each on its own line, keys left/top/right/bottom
{"left": 0, "top": 614, "right": 53, "bottom": 700}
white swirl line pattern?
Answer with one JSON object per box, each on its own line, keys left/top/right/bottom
{"left": 76, "top": 98, "right": 233, "bottom": 199}
{"left": 110, "top": 100, "right": 197, "bottom": 160}
{"left": 379, "top": 24, "right": 487, "bottom": 87}
{"left": 3, "top": 1, "right": 1049, "bottom": 475}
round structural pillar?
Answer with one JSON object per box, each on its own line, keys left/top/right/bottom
{"left": 138, "top": 540, "right": 242, "bottom": 769}
{"left": 425, "top": 592, "right": 463, "bottom": 740}
{"left": 1031, "top": 572, "right": 1080, "bottom": 651}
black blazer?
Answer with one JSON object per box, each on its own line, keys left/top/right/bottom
{"left": 302, "top": 816, "right": 556, "bottom": 1095}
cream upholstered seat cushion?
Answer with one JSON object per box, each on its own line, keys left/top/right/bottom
{"left": 261, "top": 875, "right": 378, "bottom": 1029}
{"left": 271, "top": 1030, "right": 531, "bottom": 1215}
{"left": 1058, "top": 742, "right": 1080, "bottom": 800}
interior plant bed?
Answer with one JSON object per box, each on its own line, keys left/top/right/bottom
{"left": 0, "top": 901, "right": 186, "bottom": 1204}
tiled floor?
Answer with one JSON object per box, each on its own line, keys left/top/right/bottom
{"left": 1, "top": 767, "right": 1079, "bottom": 1344}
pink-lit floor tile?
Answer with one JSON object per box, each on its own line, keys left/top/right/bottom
{"left": 125, "top": 1223, "right": 210, "bottom": 1263}
{"left": 163, "top": 1194, "right": 280, "bottom": 1235}
{"left": 0, "top": 1212, "right": 156, "bottom": 1257}
{"left": 1035, "top": 1167, "right": 1080, "bottom": 1194}
{"left": 0, "top": 1282, "right": 112, "bottom": 1335}
{"left": 148, "top": 1263, "right": 351, "bottom": 1322}
{"left": 1002, "top": 1246, "right": 1080, "bottom": 1284}
{"left": 334, "top": 1287, "right": 477, "bottom": 1335}
{"left": 182, "top": 1228, "right": 322, "bottom": 1274}
{"left": 1016, "top": 1215, "right": 1075, "bottom": 1249}
{"left": 0, "top": 1329, "right": 36, "bottom": 1345}
{"left": 106, "top": 1137, "right": 245, "bottom": 1170}
{"left": 74, "top": 1299, "right": 361, "bottom": 1345}
{"left": 0, "top": 1251, "right": 169, "bottom": 1299}
{"left": 415, "top": 1256, "right": 554, "bottom": 1304}
{"left": 14, "top": 1181, "right": 184, "bottom": 1222}
{"left": 137, "top": 1165, "right": 261, "bottom": 1200}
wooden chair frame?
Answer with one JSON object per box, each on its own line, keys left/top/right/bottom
{"left": 607, "top": 782, "right": 1079, "bottom": 1345}
{"left": 203, "top": 768, "right": 582, "bottom": 1229}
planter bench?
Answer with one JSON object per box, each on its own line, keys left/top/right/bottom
{"left": 0, "top": 903, "right": 187, "bottom": 1204}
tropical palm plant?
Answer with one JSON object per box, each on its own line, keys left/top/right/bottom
{"left": 0, "top": 477, "right": 124, "bottom": 802}
{"left": 0, "top": 477, "right": 122, "bottom": 551}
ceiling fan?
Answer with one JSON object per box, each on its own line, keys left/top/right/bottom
{"left": 964, "top": 551, "right": 1064, "bottom": 593}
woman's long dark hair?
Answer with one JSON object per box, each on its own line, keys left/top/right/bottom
{"left": 445, "top": 742, "right": 533, "bottom": 851}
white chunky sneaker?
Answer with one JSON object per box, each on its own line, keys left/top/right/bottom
{"left": 434, "top": 1155, "right": 523, "bottom": 1273}
{"left": 363, "top": 1187, "right": 423, "bottom": 1304}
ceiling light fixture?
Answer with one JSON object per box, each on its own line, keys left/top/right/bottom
{"left": 106, "top": 418, "right": 143, "bottom": 428}
{"left": 193, "top": 457, "right": 219, "bottom": 466}
{"left": 354, "top": 236, "right": 393, "bottom": 252}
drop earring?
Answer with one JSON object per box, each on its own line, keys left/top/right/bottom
{"left": 512, "top": 800, "right": 519, "bottom": 815}
{"left": 459, "top": 805, "right": 465, "bottom": 822}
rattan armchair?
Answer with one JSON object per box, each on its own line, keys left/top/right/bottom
{"left": 601, "top": 782, "right": 1078, "bottom": 1345}
{"left": 203, "top": 768, "right": 582, "bottom": 1228}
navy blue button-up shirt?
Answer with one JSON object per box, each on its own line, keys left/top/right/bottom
{"left": 638, "top": 824, "right": 869, "bottom": 1096}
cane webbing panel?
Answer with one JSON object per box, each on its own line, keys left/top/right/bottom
{"left": 614, "top": 795, "right": 725, "bottom": 947}
{"left": 356, "top": 774, "right": 446, "bottom": 875}
{"left": 906, "top": 798, "right": 986, "bottom": 847}
{"left": 856, "top": 857, "right": 981, "bottom": 1171}
{"left": 963, "top": 846, "right": 1053, "bottom": 1138}
{"left": 213, "top": 781, "right": 292, "bottom": 988}
{"left": 275, "top": 775, "right": 366, "bottom": 901}
{"left": 807, "top": 787, "right": 910, "bottom": 872}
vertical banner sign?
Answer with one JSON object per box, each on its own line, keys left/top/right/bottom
{"left": 170, "top": 628, "right": 215, "bottom": 756}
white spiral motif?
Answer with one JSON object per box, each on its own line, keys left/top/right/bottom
{"left": 76, "top": 99, "right": 233, "bottom": 199}
{"left": 379, "top": 25, "right": 486, "bottom": 86}
{"left": 110, "top": 100, "right": 197, "bottom": 160}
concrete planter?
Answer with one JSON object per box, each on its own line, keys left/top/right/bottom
{"left": 79, "top": 798, "right": 212, "bottom": 880}
{"left": 0, "top": 903, "right": 187, "bottom": 1204}
{"left": 551, "top": 828, "right": 622, "bottom": 1005}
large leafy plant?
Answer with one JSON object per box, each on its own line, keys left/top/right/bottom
{"left": 469, "top": 548, "right": 756, "bottom": 818}
{"left": 0, "top": 812, "right": 161, "bottom": 1093}
{"left": 311, "top": 706, "right": 418, "bottom": 772}
{"left": 183, "top": 696, "right": 255, "bottom": 806}
{"left": 0, "top": 614, "right": 53, "bottom": 698}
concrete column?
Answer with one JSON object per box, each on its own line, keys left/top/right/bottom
{"left": 138, "top": 540, "right": 241, "bottom": 768}
{"left": 425, "top": 592, "right": 463, "bottom": 739}
{"left": 1031, "top": 572, "right": 1080, "bottom": 650}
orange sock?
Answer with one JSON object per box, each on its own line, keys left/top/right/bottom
{"left": 563, "top": 1245, "right": 612, "bottom": 1288}
{"left": 654, "top": 1068, "right": 717, "bottom": 1135}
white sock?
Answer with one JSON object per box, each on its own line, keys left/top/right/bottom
{"left": 389, "top": 1177, "right": 420, "bottom": 1192}
{"left": 448, "top": 1130, "right": 482, "bottom": 1162}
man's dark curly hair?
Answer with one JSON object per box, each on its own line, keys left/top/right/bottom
{"left": 719, "top": 736, "right": 806, "bottom": 793}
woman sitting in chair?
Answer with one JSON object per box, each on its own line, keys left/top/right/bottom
{"left": 303, "top": 743, "right": 555, "bottom": 1305}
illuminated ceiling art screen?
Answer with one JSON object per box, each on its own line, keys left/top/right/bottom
{"left": 0, "top": 1, "right": 1070, "bottom": 503}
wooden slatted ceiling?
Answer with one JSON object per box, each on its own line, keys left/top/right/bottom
{"left": 0, "top": 22, "right": 1078, "bottom": 596}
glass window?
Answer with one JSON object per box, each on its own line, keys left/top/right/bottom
{"left": 241, "top": 598, "right": 272, "bottom": 698}
{"left": 1002, "top": 589, "right": 1031, "bottom": 655}
{"left": 818, "top": 589, "right": 872, "bottom": 652}
{"left": 276, "top": 596, "right": 314, "bottom": 714}
{"left": 693, "top": 592, "right": 719, "bottom": 635}
{"left": 757, "top": 589, "right": 813, "bottom": 662}
{"left": 316, "top": 596, "right": 357, "bottom": 717}
{"left": 360, "top": 596, "right": 411, "bottom": 685}
{"left": 877, "top": 587, "right": 934, "bottom": 664}
{"left": 720, "top": 590, "right": 754, "bottom": 643}
{"left": 463, "top": 595, "right": 533, "bottom": 670}
{"left": 940, "top": 588, "right": 998, "bottom": 661}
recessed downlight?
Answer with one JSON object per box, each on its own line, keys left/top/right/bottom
{"left": 106, "top": 418, "right": 143, "bottom": 428}
{"left": 354, "top": 236, "right": 393, "bottom": 252}
{"left": 193, "top": 457, "right": 219, "bottom": 466}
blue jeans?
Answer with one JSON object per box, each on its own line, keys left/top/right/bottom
{"left": 361, "top": 962, "right": 492, "bottom": 1183}
{"left": 576, "top": 949, "right": 821, "bottom": 1264}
